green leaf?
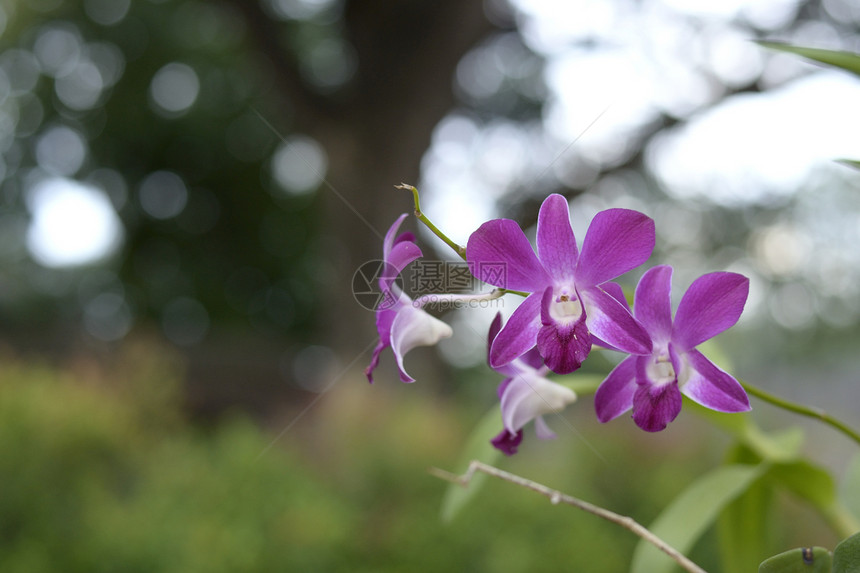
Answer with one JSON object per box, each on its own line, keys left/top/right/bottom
{"left": 758, "top": 547, "right": 832, "bottom": 572}
{"left": 836, "top": 159, "right": 860, "bottom": 171}
{"left": 720, "top": 479, "right": 774, "bottom": 572}
{"left": 839, "top": 454, "right": 860, "bottom": 523}
{"left": 757, "top": 41, "right": 860, "bottom": 76}
{"left": 685, "top": 398, "right": 805, "bottom": 462}
{"left": 439, "top": 405, "right": 503, "bottom": 523}
{"left": 833, "top": 532, "right": 860, "bottom": 573}
{"left": 769, "top": 460, "right": 836, "bottom": 510}
{"left": 630, "top": 464, "right": 766, "bottom": 573}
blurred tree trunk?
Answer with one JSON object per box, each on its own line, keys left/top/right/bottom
{"left": 235, "top": 0, "right": 496, "bottom": 356}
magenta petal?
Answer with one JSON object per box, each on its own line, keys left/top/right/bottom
{"left": 673, "top": 272, "right": 749, "bottom": 351}
{"left": 632, "top": 380, "right": 682, "bottom": 432}
{"left": 575, "top": 209, "right": 655, "bottom": 287}
{"left": 381, "top": 240, "right": 422, "bottom": 292}
{"left": 490, "top": 292, "right": 542, "bottom": 368}
{"left": 467, "top": 219, "right": 550, "bottom": 292}
{"left": 536, "top": 194, "right": 578, "bottom": 283}
{"left": 488, "top": 312, "right": 537, "bottom": 375}
{"left": 682, "top": 349, "right": 751, "bottom": 413}
{"left": 537, "top": 287, "right": 591, "bottom": 374}
{"left": 594, "top": 355, "right": 637, "bottom": 422}
{"left": 581, "top": 287, "right": 651, "bottom": 355}
{"left": 518, "top": 347, "right": 545, "bottom": 371}
{"left": 383, "top": 213, "right": 410, "bottom": 257}
{"left": 601, "top": 282, "right": 630, "bottom": 311}
{"left": 393, "top": 231, "right": 415, "bottom": 246}
{"left": 634, "top": 265, "right": 674, "bottom": 342}
{"left": 366, "top": 307, "right": 398, "bottom": 383}
{"left": 591, "top": 283, "right": 629, "bottom": 351}
{"left": 491, "top": 429, "right": 524, "bottom": 456}
{"left": 365, "top": 339, "right": 386, "bottom": 384}
{"left": 488, "top": 312, "right": 503, "bottom": 358}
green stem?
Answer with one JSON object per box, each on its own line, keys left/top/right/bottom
{"left": 740, "top": 379, "right": 860, "bottom": 448}
{"left": 396, "top": 183, "right": 528, "bottom": 298}
{"left": 397, "top": 183, "right": 468, "bottom": 261}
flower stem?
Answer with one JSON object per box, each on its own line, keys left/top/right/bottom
{"left": 396, "top": 183, "right": 528, "bottom": 298}
{"left": 397, "top": 183, "right": 467, "bottom": 261}
{"left": 430, "top": 460, "right": 708, "bottom": 573}
{"left": 740, "top": 379, "right": 860, "bottom": 447}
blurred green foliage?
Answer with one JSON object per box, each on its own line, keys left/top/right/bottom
{"left": 0, "top": 345, "right": 840, "bottom": 572}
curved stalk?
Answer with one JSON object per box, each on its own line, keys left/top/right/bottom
{"left": 740, "top": 379, "right": 860, "bottom": 448}
{"left": 397, "top": 183, "right": 527, "bottom": 298}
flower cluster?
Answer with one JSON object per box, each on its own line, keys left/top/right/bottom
{"left": 366, "top": 194, "right": 750, "bottom": 454}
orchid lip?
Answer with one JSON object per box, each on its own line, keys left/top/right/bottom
{"left": 548, "top": 287, "right": 583, "bottom": 325}
{"left": 646, "top": 356, "right": 676, "bottom": 386}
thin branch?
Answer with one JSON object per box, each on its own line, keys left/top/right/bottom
{"left": 430, "top": 460, "right": 707, "bottom": 573}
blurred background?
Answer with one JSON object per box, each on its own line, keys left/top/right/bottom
{"left": 1, "top": 0, "right": 860, "bottom": 570}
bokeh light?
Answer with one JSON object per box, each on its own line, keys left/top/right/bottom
{"left": 26, "top": 177, "right": 124, "bottom": 268}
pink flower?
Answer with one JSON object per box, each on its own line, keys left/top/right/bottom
{"left": 594, "top": 265, "right": 751, "bottom": 431}
{"left": 365, "top": 214, "right": 452, "bottom": 384}
{"left": 468, "top": 193, "right": 653, "bottom": 374}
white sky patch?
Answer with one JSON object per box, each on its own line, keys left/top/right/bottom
{"left": 26, "top": 177, "right": 123, "bottom": 268}
{"left": 544, "top": 49, "right": 662, "bottom": 167}
{"left": 648, "top": 71, "right": 860, "bottom": 205}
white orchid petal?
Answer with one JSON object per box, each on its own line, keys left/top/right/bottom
{"left": 389, "top": 305, "right": 453, "bottom": 382}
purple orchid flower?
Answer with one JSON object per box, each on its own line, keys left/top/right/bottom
{"left": 467, "top": 193, "right": 654, "bottom": 375}
{"left": 594, "top": 265, "right": 751, "bottom": 432}
{"left": 487, "top": 313, "right": 577, "bottom": 456}
{"left": 365, "top": 214, "right": 453, "bottom": 384}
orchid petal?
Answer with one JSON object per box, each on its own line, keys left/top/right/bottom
{"left": 517, "top": 347, "right": 545, "bottom": 371}
{"left": 590, "top": 282, "right": 629, "bottom": 351}
{"left": 500, "top": 375, "right": 576, "bottom": 434}
{"left": 634, "top": 265, "right": 674, "bottom": 343}
{"left": 537, "top": 287, "right": 591, "bottom": 374}
{"left": 466, "top": 219, "right": 550, "bottom": 292}
{"left": 536, "top": 193, "right": 578, "bottom": 283}
{"left": 488, "top": 312, "right": 504, "bottom": 352}
{"left": 393, "top": 231, "right": 415, "bottom": 246}
{"left": 681, "top": 349, "right": 751, "bottom": 413}
{"left": 380, "top": 240, "right": 422, "bottom": 292}
{"left": 581, "top": 286, "right": 651, "bottom": 355}
{"left": 489, "top": 292, "right": 542, "bottom": 368}
{"left": 601, "top": 282, "right": 630, "bottom": 311}
{"left": 496, "top": 377, "right": 513, "bottom": 400}
{"left": 382, "top": 213, "right": 409, "bottom": 258}
{"left": 365, "top": 339, "right": 387, "bottom": 384}
{"left": 632, "top": 378, "right": 682, "bottom": 432}
{"left": 575, "top": 209, "right": 655, "bottom": 287}
{"left": 488, "top": 311, "right": 543, "bottom": 374}
{"left": 491, "top": 429, "right": 523, "bottom": 456}
{"left": 673, "top": 272, "right": 749, "bottom": 351}
{"left": 389, "top": 306, "right": 453, "bottom": 383}
{"left": 594, "top": 355, "right": 637, "bottom": 422}
{"left": 534, "top": 416, "right": 557, "bottom": 440}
